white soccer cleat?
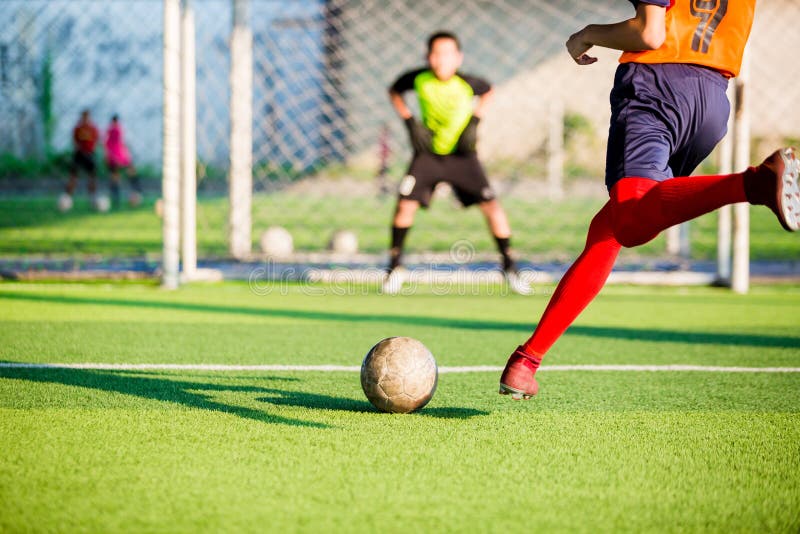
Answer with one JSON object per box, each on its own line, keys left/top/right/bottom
{"left": 504, "top": 268, "right": 533, "bottom": 296}
{"left": 746, "top": 147, "right": 800, "bottom": 232}
{"left": 382, "top": 267, "right": 408, "bottom": 295}
{"left": 777, "top": 147, "right": 800, "bottom": 231}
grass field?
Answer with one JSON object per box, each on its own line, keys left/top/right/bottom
{"left": 2, "top": 192, "right": 799, "bottom": 261}
{"left": 1, "top": 281, "right": 799, "bottom": 532}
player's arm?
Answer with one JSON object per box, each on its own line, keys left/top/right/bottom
{"left": 566, "top": 3, "right": 666, "bottom": 65}
{"left": 389, "top": 90, "right": 413, "bottom": 120}
{"left": 473, "top": 88, "right": 494, "bottom": 119}
{"left": 387, "top": 69, "right": 421, "bottom": 120}
{"left": 393, "top": 90, "right": 431, "bottom": 153}
{"left": 388, "top": 69, "right": 432, "bottom": 153}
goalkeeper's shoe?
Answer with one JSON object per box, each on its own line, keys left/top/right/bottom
{"left": 504, "top": 268, "right": 533, "bottom": 296}
{"left": 381, "top": 267, "right": 408, "bottom": 295}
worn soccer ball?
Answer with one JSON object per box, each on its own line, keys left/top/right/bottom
{"left": 360, "top": 337, "right": 438, "bottom": 413}
{"left": 57, "top": 193, "right": 73, "bottom": 213}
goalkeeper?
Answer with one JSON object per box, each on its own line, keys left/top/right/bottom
{"left": 384, "top": 30, "right": 530, "bottom": 295}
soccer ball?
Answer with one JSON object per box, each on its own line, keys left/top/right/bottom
{"left": 57, "top": 193, "right": 73, "bottom": 213}
{"left": 93, "top": 194, "right": 111, "bottom": 213}
{"left": 360, "top": 337, "right": 438, "bottom": 413}
{"left": 260, "top": 226, "right": 294, "bottom": 258}
{"left": 328, "top": 229, "right": 358, "bottom": 255}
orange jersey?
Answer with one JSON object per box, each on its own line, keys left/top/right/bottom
{"left": 620, "top": 0, "right": 756, "bottom": 78}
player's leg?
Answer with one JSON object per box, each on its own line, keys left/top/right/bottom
{"left": 383, "top": 199, "right": 418, "bottom": 294}
{"left": 477, "top": 199, "right": 531, "bottom": 295}
{"left": 499, "top": 63, "right": 692, "bottom": 397}
{"left": 109, "top": 165, "right": 121, "bottom": 208}
{"left": 383, "top": 155, "right": 438, "bottom": 294}
{"left": 606, "top": 63, "right": 798, "bottom": 243}
{"left": 499, "top": 203, "right": 621, "bottom": 398}
{"left": 448, "top": 154, "right": 531, "bottom": 294}
{"left": 125, "top": 165, "right": 143, "bottom": 206}
{"left": 389, "top": 198, "right": 418, "bottom": 270}
{"left": 66, "top": 151, "right": 82, "bottom": 196}
{"left": 127, "top": 165, "right": 143, "bottom": 192}
{"left": 477, "top": 199, "right": 512, "bottom": 267}
{"left": 609, "top": 154, "right": 799, "bottom": 248}
{"left": 85, "top": 154, "right": 97, "bottom": 196}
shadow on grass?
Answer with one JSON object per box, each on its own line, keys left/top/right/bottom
{"left": 0, "top": 365, "right": 488, "bottom": 422}
{"left": 0, "top": 365, "right": 327, "bottom": 428}
{"left": 419, "top": 406, "right": 488, "bottom": 418}
{"left": 112, "top": 370, "right": 300, "bottom": 382}
{"left": 2, "top": 291, "right": 797, "bottom": 349}
{"left": 257, "top": 390, "right": 488, "bottom": 418}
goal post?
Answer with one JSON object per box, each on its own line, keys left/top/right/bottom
{"left": 731, "top": 49, "right": 752, "bottom": 294}
{"left": 715, "top": 81, "right": 736, "bottom": 285}
{"left": 228, "top": 0, "right": 253, "bottom": 260}
{"left": 161, "top": 0, "right": 181, "bottom": 289}
{"left": 181, "top": 0, "right": 198, "bottom": 280}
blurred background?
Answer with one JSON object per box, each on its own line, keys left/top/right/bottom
{"left": 1, "top": 0, "right": 798, "bottom": 280}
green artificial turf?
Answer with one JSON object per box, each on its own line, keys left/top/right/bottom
{"left": 0, "top": 282, "right": 799, "bottom": 532}
{"left": 2, "top": 192, "right": 799, "bottom": 261}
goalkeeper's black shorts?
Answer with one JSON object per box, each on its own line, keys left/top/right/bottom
{"left": 398, "top": 151, "right": 495, "bottom": 208}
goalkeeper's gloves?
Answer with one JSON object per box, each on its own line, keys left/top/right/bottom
{"left": 404, "top": 116, "right": 433, "bottom": 154}
{"left": 456, "top": 115, "right": 480, "bottom": 154}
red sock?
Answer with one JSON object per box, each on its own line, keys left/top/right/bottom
{"left": 515, "top": 172, "right": 746, "bottom": 368}
{"left": 610, "top": 173, "right": 747, "bottom": 247}
{"left": 519, "top": 203, "right": 621, "bottom": 361}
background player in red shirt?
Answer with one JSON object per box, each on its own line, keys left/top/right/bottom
{"left": 65, "top": 109, "right": 99, "bottom": 201}
{"left": 499, "top": 0, "right": 800, "bottom": 399}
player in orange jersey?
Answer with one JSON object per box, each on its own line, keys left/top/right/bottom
{"left": 499, "top": 0, "right": 799, "bottom": 400}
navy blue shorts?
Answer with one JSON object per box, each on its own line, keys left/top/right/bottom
{"left": 605, "top": 62, "right": 730, "bottom": 191}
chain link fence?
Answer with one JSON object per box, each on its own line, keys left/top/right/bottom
{"left": 1, "top": 0, "right": 798, "bottom": 271}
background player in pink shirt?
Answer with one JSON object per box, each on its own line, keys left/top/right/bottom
{"left": 104, "top": 114, "right": 142, "bottom": 208}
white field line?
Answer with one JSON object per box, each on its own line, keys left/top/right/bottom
{"left": 1, "top": 363, "right": 800, "bottom": 373}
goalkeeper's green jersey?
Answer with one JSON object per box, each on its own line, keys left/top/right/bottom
{"left": 390, "top": 68, "right": 491, "bottom": 155}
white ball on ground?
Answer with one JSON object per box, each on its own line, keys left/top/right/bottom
{"left": 57, "top": 193, "right": 73, "bottom": 213}
{"left": 260, "top": 226, "right": 294, "bottom": 258}
{"left": 328, "top": 229, "right": 358, "bottom": 255}
{"left": 128, "top": 191, "right": 143, "bottom": 208}
{"left": 93, "top": 194, "right": 111, "bottom": 213}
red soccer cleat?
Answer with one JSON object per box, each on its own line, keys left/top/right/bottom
{"left": 499, "top": 347, "right": 541, "bottom": 400}
{"left": 744, "top": 147, "right": 800, "bottom": 232}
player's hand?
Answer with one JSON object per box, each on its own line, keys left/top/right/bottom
{"left": 566, "top": 30, "right": 597, "bottom": 65}
{"left": 404, "top": 117, "right": 433, "bottom": 154}
{"left": 456, "top": 116, "right": 480, "bottom": 154}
